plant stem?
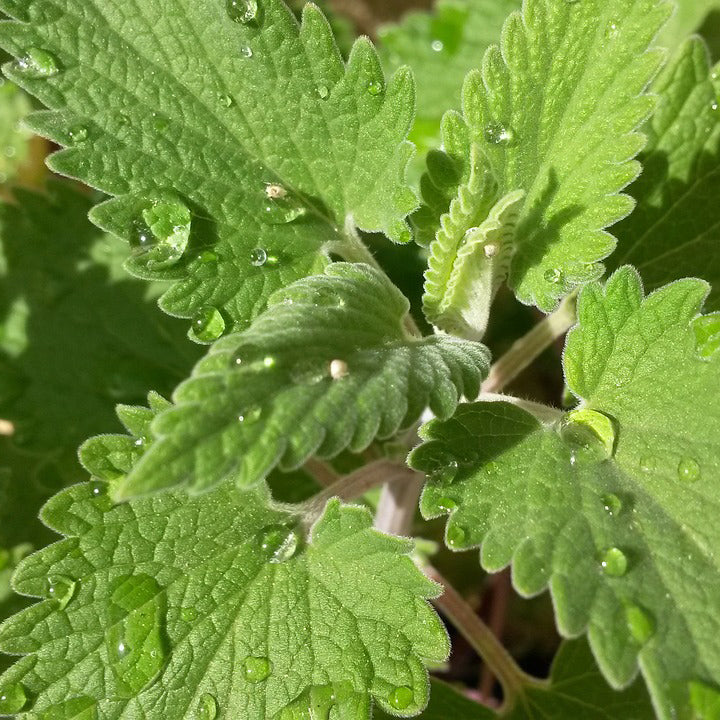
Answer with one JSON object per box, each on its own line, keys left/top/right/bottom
{"left": 301, "top": 459, "right": 410, "bottom": 523}
{"left": 480, "top": 393, "right": 564, "bottom": 423}
{"left": 482, "top": 290, "right": 578, "bottom": 394}
{"left": 426, "top": 566, "right": 545, "bottom": 710}
{"left": 304, "top": 458, "right": 339, "bottom": 488}
{"left": 374, "top": 470, "right": 424, "bottom": 536}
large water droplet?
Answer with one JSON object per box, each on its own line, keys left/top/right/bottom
{"left": 131, "top": 196, "right": 192, "bottom": 269}
{"left": 33, "top": 696, "right": 98, "bottom": 720}
{"left": 599, "top": 547, "right": 628, "bottom": 577}
{"left": 226, "top": 0, "right": 261, "bottom": 25}
{"left": 431, "top": 39, "right": 444, "bottom": 52}
{"left": 218, "top": 93, "right": 234, "bottom": 108}
{"left": 544, "top": 267, "right": 564, "bottom": 284}
{"left": 243, "top": 656, "right": 272, "bottom": 683}
{"left": 602, "top": 493, "right": 622, "bottom": 516}
{"left": 446, "top": 524, "right": 467, "bottom": 549}
{"left": 436, "top": 496, "right": 457, "bottom": 513}
{"left": 367, "top": 80, "right": 384, "bottom": 96}
{"left": 560, "top": 408, "right": 617, "bottom": 462}
{"left": 258, "top": 525, "right": 300, "bottom": 563}
{"left": 68, "top": 124, "right": 89, "bottom": 144}
{"left": 105, "top": 574, "right": 168, "bottom": 698}
{"left": 388, "top": 686, "right": 413, "bottom": 711}
{"left": 181, "top": 607, "right": 198, "bottom": 623}
{"left": 16, "top": 47, "right": 60, "bottom": 78}
{"left": 625, "top": 603, "right": 655, "bottom": 645}
{"left": 190, "top": 306, "right": 226, "bottom": 343}
{"left": 250, "top": 247, "right": 268, "bottom": 267}
{"left": 317, "top": 85, "right": 330, "bottom": 100}
{"left": 424, "top": 449, "right": 459, "bottom": 486}
{"left": 689, "top": 680, "right": 720, "bottom": 719}
{"left": 262, "top": 193, "right": 307, "bottom": 225}
{"left": 0, "top": 682, "right": 27, "bottom": 714}
{"left": 46, "top": 574, "right": 77, "bottom": 610}
{"left": 240, "top": 45, "right": 254, "bottom": 59}
{"left": 678, "top": 457, "right": 701, "bottom": 483}
{"left": 197, "top": 692, "right": 218, "bottom": 720}
{"left": 484, "top": 122, "right": 514, "bottom": 145}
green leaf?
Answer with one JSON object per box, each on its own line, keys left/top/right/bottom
{"left": 379, "top": 0, "right": 519, "bottom": 160}
{"left": 612, "top": 38, "right": 720, "bottom": 310}
{"left": 0, "top": 405, "right": 449, "bottom": 718}
{"left": 0, "top": 80, "right": 32, "bottom": 185}
{"left": 417, "top": 0, "right": 670, "bottom": 316}
{"left": 409, "top": 268, "right": 720, "bottom": 719}
{"left": 116, "top": 262, "right": 490, "bottom": 498}
{"left": 0, "top": 0, "right": 418, "bottom": 336}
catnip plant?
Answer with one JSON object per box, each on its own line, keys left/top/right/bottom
{"left": 0, "top": 0, "right": 719, "bottom": 718}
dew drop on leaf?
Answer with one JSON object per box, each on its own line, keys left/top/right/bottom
{"left": 484, "top": 122, "right": 514, "bottom": 146}
{"left": 249, "top": 247, "right": 268, "bottom": 267}
{"left": 431, "top": 39, "right": 444, "bottom": 52}
{"left": 239, "top": 45, "right": 253, "bottom": 58}
{"left": 0, "top": 682, "right": 27, "bottom": 714}
{"left": 625, "top": 603, "right": 655, "bottom": 645}
{"left": 226, "top": 0, "right": 261, "bottom": 25}
{"left": 243, "top": 656, "right": 272, "bottom": 683}
{"left": 238, "top": 405, "right": 262, "bottom": 424}
{"left": 639, "top": 455, "right": 656, "bottom": 474}
{"left": 197, "top": 250, "right": 218, "bottom": 265}
{"left": 68, "top": 124, "right": 89, "bottom": 144}
{"left": 258, "top": 525, "right": 300, "bottom": 563}
{"left": 141, "top": 196, "right": 192, "bottom": 268}
{"left": 560, "top": 408, "right": 616, "bottom": 462}
{"left": 367, "top": 80, "right": 384, "bottom": 96}
{"left": 446, "top": 524, "right": 467, "bottom": 549}
{"left": 197, "top": 692, "right": 218, "bottom": 720}
{"left": 231, "top": 343, "right": 261, "bottom": 368}
{"left": 190, "top": 306, "right": 226, "bottom": 343}
{"left": 181, "top": 607, "right": 198, "bottom": 622}
{"left": 544, "top": 267, "right": 564, "bottom": 284}
{"left": 600, "top": 547, "right": 628, "bottom": 577}
{"left": 602, "top": 493, "right": 622, "bottom": 516}
{"left": 218, "top": 93, "right": 234, "bottom": 108}
{"left": 151, "top": 112, "right": 169, "bottom": 131}
{"left": 388, "top": 686, "right": 414, "bottom": 710}
{"left": 436, "top": 496, "right": 457, "bottom": 513}
{"left": 46, "top": 574, "right": 77, "bottom": 610}
{"left": 677, "top": 457, "right": 701, "bottom": 483}
{"left": 16, "top": 47, "right": 60, "bottom": 78}
{"left": 105, "top": 574, "right": 168, "bottom": 698}
{"left": 317, "top": 85, "right": 330, "bottom": 100}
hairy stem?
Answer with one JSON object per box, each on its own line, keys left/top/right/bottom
{"left": 374, "top": 470, "right": 424, "bottom": 536}
{"left": 301, "top": 460, "right": 410, "bottom": 523}
{"left": 427, "top": 566, "right": 545, "bottom": 710}
{"left": 482, "top": 290, "right": 578, "bottom": 394}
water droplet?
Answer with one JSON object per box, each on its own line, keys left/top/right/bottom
{"left": 197, "top": 693, "right": 218, "bottom": 720}
{"left": 151, "top": 112, "right": 169, "bottom": 131}
{"left": 712, "top": 102, "right": 719, "bottom": 112}
{"left": 605, "top": 20, "right": 620, "bottom": 39}
{"left": 329, "top": 359, "right": 348, "bottom": 380}
{"left": 689, "top": 680, "right": 720, "bottom": 719}
{"left": 258, "top": 525, "right": 301, "bottom": 563}
{"left": 190, "top": 306, "right": 226, "bottom": 343}
{"left": 602, "top": 493, "right": 622, "bottom": 516}
{"left": 198, "top": 250, "right": 218, "bottom": 265}
{"left": 227, "top": 0, "right": 261, "bottom": 25}
{"left": 16, "top": 47, "right": 60, "bottom": 78}
{"left": 249, "top": 247, "right": 268, "bottom": 267}
{"left": 544, "top": 267, "right": 564, "bottom": 284}
{"left": 447, "top": 524, "right": 467, "bottom": 549}
{"left": 181, "top": 607, "right": 198, "bottom": 622}
{"left": 625, "top": 603, "right": 655, "bottom": 645}
{"left": 600, "top": 547, "right": 628, "bottom": 577}
{"left": 243, "top": 656, "right": 272, "bottom": 683}
{"left": 436, "top": 496, "right": 457, "bottom": 513}
{"left": 238, "top": 405, "right": 262, "bottom": 424}
{"left": 560, "top": 408, "right": 616, "bottom": 462}
{"left": 131, "top": 196, "right": 192, "bottom": 268}
{"left": 33, "top": 696, "right": 98, "bottom": 720}
{"left": 68, "top": 124, "right": 89, "bottom": 144}
{"left": 262, "top": 193, "right": 307, "bottom": 224}
{"left": 367, "top": 80, "right": 384, "bottom": 96}
{"left": 230, "top": 342, "right": 261, "bottom": 368}
{"left": 677, "top": 457, "right": 701, "bottom": 483}
{"left": 484, "top": 122, "right": 514, "bottom": 145}
{"left": 291, "top": 358, "right": 328, "bottom": 385}
{"left": 317, "top": 85, "right": 330, "bottom": 100}
{"left": 0, "top": 682, "right": 27, "bottom": 714}
{"left": 46, "top": 574, "right": 76, "bottom": 610}
{"left": 218, "top": 93, "right": 234, "bottom": 108}
{"left": 639, "top": 455, "right": 656, "bottom": 474}
{"left": 240, "top": 45, "right": 254, "bottom": 59}
{"left": 431, "top": 39, "right": 444, "bottom": 52}
{"left": 105, "top": 574, "right": 167, "bottom": 698}
{"left": 388, "top": 686, "right": 413, "bottom": 710}
{"left": 426, "top": 452, "right": 459, "bottom": 486}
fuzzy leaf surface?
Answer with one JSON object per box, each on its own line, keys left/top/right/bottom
{"left": 0, "top": 0, "right": 418, "bottom": 334}
{"left": 418, "top": 0, "right": 670, "bottom": 315}
{"left": 613, "top": 38, "right": 720, "bottom": 309}
{"left": 379, "top": 0, "right": 519, "bottom": 160}
{"left": 117, "top": 263, "right": 490, "bottom": 498}
{"left": 0, "top": 473, "right": 448, "bottom": 718}
{"left": 410, "top": 268, "right": 720, "bottom": 719}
